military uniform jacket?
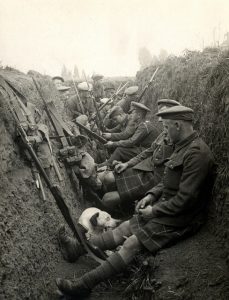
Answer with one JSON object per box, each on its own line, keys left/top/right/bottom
{"left": 146, "top": 132, "right": 215, "bottom": 227}
{"left": 109, "top": 115, "right": 137, "bottom": 141}
{"left": 127, "top": 132, "right": 174, "bottom": 182}
{"left": 112, "top": 121, "right": 159, "bottom": 149}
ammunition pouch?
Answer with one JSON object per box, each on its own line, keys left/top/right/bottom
{"left": 27, "top": 134, "right": 43, "bottom": 144}
{"left": 27, "top": 124, "right": 38, "bottom": 136}
{"left": 59, "top": 146, "right": 82, "bottom": 166}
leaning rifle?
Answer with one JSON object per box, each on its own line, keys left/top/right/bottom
{"left": 1, "top": 77, "right": 107, "bottom": 264}
{"left": 138, "top": 67, "right": 159, "bottom": 102}
{"left": 71, "top": 75, "right": 85, "bottom": 115}
{"left": 97, "top": 81, "right": 129, "bottom": 112}
{"left": 75, "top": 120, "right": 107, "bottom": 144}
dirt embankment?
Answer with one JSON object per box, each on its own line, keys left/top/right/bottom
{"left": 0, "top": 69, "right": 82, "bottom": 299}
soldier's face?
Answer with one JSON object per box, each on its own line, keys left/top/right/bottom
{"left": 163, "top": 119, "right": 180, "bottom": 143}
{"left": 112, "top": 114, "right": 124, "bottom": 124}
{"left": 105, "top": 89, "right": 114, "bottom": 98}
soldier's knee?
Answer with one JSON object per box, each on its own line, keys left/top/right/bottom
{"left": 114, "top": 220, "right": 131, "bottom": 237}
{"left": 102, "top": 171, "right": 115, "bottom": 186}
{"left": 122, "top": 235, "right": 141, "bottom": 253}
{"left": 102, "top": 191, "right": 120, "bottom": 209}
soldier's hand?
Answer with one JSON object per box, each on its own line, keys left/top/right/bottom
{"left": 115, "top": 162, "right": 128, "bottom": 174}
{"left": 135, "top": 194, "right": 155, "bottom": 213}
{"left": 138, "top": 206, "right": 153, "bottom": 220}
{"left": 105, "top": 141, "right": 114, "bottom": 148}
{"left": 103, "top": 132, "right": 112, "bottom": 140}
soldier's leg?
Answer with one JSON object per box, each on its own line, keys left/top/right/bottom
{"left": 107, "top": 147, "right": 142, "bottom": 165}
{"left": 56, "top": 232, "right": 142, "bottom": 297}
{"left": 57, "top": 225, "right": 86, "bottom": 263}
{"left": 57, "top": 220, "right": 131, "bottom": 262}
{"left": 101, "top": 191, "right": 121, "bottom": 209}
{"left": 90, "top": 220, "right": 132, "bottom": 249}
{"left": 98, "top": 170, "right": 117, "bottom": 192}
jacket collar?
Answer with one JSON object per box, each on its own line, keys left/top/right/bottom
{"left": 174, "top": 131, "right": 198, "bottom": 152}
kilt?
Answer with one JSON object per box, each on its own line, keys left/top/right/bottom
{"left": 130, "top": 215, "right": 194, "bottom": 253}
{"left": 115, "top": 168, "right": 155, "bottom": 202}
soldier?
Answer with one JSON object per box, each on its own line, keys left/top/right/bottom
{"left": 56, "top": 105, "right": 215, "bottom": 298}
{"left": 117, "top": 85, "right": 139, "bottom": 113}
{"left": 104, "top": 82, "right": 115, "bottom": 99}
{"left": 92, "top": 73, "right": 105, "bottom": 102}
{"left": 77, "top": 81, "right": 94, "bottom": 116}
{"left": 99, "top": 97, "right": 114, "bottom": 121}
{"left": 102, "top": 106, "right": 137, "bottom": 141}
{"left": 99, "top": 99, "right": 180, "bottom": 209}
{"left": 52, "top": 76, "right": 65, "bottom": 90}
{"left": 52, "top": 76, "right": 71, "bottom": 119}
{"left": 104, "top": 102, "right": 159, "bottom": 165}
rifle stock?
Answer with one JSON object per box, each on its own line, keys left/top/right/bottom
{"left": 75, "top": 120, "right": 107, "bottom": 144}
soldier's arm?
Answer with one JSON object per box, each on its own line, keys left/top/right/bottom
{"left": 112, "top": 123, "right": 149, "bottom": 148}
{"left": 145, "top": 181, "right": 164, "bottom": 200}
{"left": 109, "top": 121, "right": 136, "bottom": 141}
{"left": 127, "top": 132, "right": 164, "bottom": 167}
{"left": 127, "top": 144, "right": 156, "bottom": 167}
{"left": 107, "top": 124, "right": 122, "bottom": 133}
{"left": 150, "top": 149, "right": 212, "bottom": 217}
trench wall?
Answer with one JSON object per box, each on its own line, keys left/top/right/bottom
{"left": 136, "top": 48, "right": 229, "bottom": 260}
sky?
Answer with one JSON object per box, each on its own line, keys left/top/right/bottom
{"left": 0, "top": 0, "right": 229, "bottom": 77}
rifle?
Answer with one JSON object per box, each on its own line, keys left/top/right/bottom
{"left": 98, "top": 81, "right": 129, "bottom": 112}
{"left": 0, "top": 76, "right": 107, "bottom": 264}
{"left": 83, "top": 71, "right": 105, "bottom": 132}
{"left": 138, "top": 67, "right": 159, "bottom": 102}
{"left": 71, "top": 75, "right": 85, "bottom": 115}
{"left": 75, "top": 120, "right": 107, "bottom": 144}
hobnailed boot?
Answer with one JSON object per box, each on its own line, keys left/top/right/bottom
{"left": 56, "top": 252, "right": 127, "bottom": 298}
{"left": 57, "top": 225, "right": 86, "bottom": 263}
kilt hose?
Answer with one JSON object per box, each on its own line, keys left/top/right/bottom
{"left": 129, "top": 215, "right": 195, "bottom": 253}
{"left": 115, "top": 168, "right": 156, "bottom": 202}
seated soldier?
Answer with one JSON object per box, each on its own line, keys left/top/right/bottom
{"left": 102, "top": 105, "right": 137, "bottom": 142}
{"left": 116, "top": 85, "right": 139, "bottom": 113}
{"left": 99, "top": 97, "right": 114, "bottom": 121}
{"left": 56, "top": 105, "right": 215, "bottom": 298}
{"left": 104, "top": 82, "right": 115, "bottom": 99}
{"left": 78, "top": 81, "right": 94, "bottom": 117}
{"left": 98, "top": 99, "right": 181, "bottom": 209}
{"left": 104, "top": 102, "right": 160, "bottom": 165}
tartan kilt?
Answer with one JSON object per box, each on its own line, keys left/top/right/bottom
{"left": 115, "top": 168, "right": 155, "bottom": 202}
{"left": 130, "top": 215, "right": 194, "bottom": 253}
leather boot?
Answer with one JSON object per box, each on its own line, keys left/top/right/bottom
{"left": 56, "top": 252, "right": 126, "bottom": 297}
{"left": 56, "top": 277, "right": 91, "bottom": 298}
{"left": 57, "top": 224, "right": 85, "bottom": 263}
